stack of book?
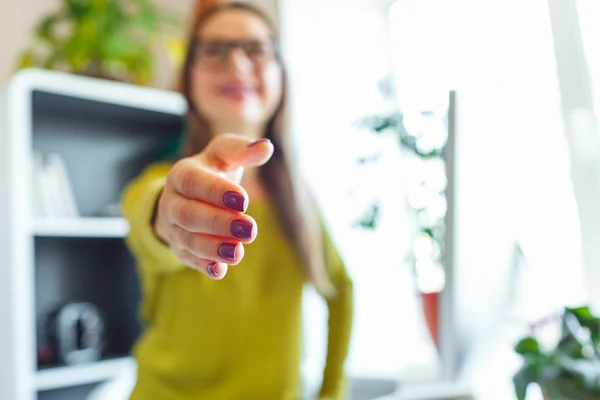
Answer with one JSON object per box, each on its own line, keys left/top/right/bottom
{"left": 31, "top": 152, "right": 79, "bottom": 219}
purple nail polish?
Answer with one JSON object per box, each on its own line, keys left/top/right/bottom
{"left": 218, "top": 243, "right": 237, "bottom": 261}
{"left": 207, "top": 262, "right": 218, "bottom": 277}
{"left": 223, "top": 191, "right": 246, "bottom": 212}
{"left": 248, "top": 138, "right": 271, "bottom": 147}
{"left": 230, "top": 219, "right": 254, "bottom": 240}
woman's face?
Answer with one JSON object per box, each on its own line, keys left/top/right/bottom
{"left": 191, "top": 10, "right": 283, "bottom": 133}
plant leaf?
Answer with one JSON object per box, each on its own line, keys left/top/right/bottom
{"left": 35, "top": 13, "right": 64, "bottom": 42}
{"left": 65, "top": 0, "right": 91, "bottom": 18}
{"left": 567, "top": 306, "right": 600, "bottom": 342}
{"left": 515, "top": 337, "right": 542, "bottom": 356}
{"left": 514, "top": 364, "right": 539, "bottom": 400}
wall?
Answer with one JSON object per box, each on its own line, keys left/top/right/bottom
{"left": 0, "top": 0, "right": 53, "bottom": 84}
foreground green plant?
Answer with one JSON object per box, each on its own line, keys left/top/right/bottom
{"left": 514, "top": 306, "right": 600, "bottom": 400}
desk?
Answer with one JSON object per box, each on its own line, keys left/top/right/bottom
{"left": 372, "top": 381, "right": 473, "bottom": 400}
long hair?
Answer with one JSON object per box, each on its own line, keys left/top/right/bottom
{"left": 178, "top": 1, "right": 334, "bottom": 297}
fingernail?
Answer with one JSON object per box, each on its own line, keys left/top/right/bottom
{"left": 248, "top": 138, "right": 271, "bottom": 147}
{"left": 218, "top": 243, "right": 237, "bottom": 261}
{"left": 207, "top": 262, "right": 218, "bottom": 277}
{"left": 230, "top": 219, "right": 254, "bottom": 240}
{"left": 223, "top": 191, "right": 246, "bottom": 212}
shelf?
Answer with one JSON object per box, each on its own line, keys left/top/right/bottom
{"left": 33, "top": 217, "right": 130, "bottom": 238}
{"left": 36, "top": 357, "right": 134, "bottom": 391}
{"left": 0, "top": 69, "right": 185, "bottom": 400}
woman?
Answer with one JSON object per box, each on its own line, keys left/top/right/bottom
{"left": 122, "top": 1, "right": 353, "bottom": 399}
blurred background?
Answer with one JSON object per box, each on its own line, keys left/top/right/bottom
{"left": 2, "top": 0, "right": 600, "bottom": 400}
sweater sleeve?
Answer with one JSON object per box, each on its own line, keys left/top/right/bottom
{"left": 121, "top": 163, "right": 185, "bottom": 274}
{"left": 319, "top": 228, "right": 355, "bottom": 399}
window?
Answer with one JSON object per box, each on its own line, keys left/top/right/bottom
{"left": 390, "top": 0, "right": 586, "bottom": 315}
{"left": 388, "top": 0, "right": 587, "bottom": 397}
{"left": 576, "top": 0, "right": 600, "bottom": 117}
{"left": 283, "top": 0, "right": 589, "bottom": 395}
{"left": 280, "top": 0, "right": 439, "bottom": 387}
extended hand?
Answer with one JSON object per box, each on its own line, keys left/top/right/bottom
{"left": 154, "top": 134, "right": 274, "bottom": 279}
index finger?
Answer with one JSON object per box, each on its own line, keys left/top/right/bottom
{"left": 168, "top": 158, "right": 248, "bottom": 212}
{"left": 197, "top": 133, "right": 274, "bottom": 172}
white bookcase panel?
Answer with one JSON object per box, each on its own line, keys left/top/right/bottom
{"left": 0, "top": 69, "right": 186, "bottom": 400}
{"left": 33, "top": 218, "right": 129, "bottom": 238}
{"left": 36, "top": 357, "right": 134, "bottom": 391}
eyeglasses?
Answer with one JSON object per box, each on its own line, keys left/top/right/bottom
{"left": 193, "top": 38, "right": 278, "bottom": 67}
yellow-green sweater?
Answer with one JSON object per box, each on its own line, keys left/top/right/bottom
{"left": 121, "top": 163, "right": 354, "bottom": 400}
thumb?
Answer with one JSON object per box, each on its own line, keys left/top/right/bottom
{"left": 196, "top": 133, "right": 274, "bottom": 173}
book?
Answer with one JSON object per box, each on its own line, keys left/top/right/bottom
{"left": 32, "top": 152, "right": 79, "bottom": 218}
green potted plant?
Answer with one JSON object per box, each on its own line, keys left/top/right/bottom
{"left": 513, "top": 306, "right": 600, "bottom": 400}
{"left": 16, "top": 0, "right": 180, "bottom": 86}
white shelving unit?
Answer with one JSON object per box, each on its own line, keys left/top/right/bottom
{"left": 0, "top": 68, "right": 186, "bottom": 400}
{"left": 35, "top": 357, "right": 134, "bottom": 392}
{"left": 32, "top": 218, "right": 130, "bottom": 238}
